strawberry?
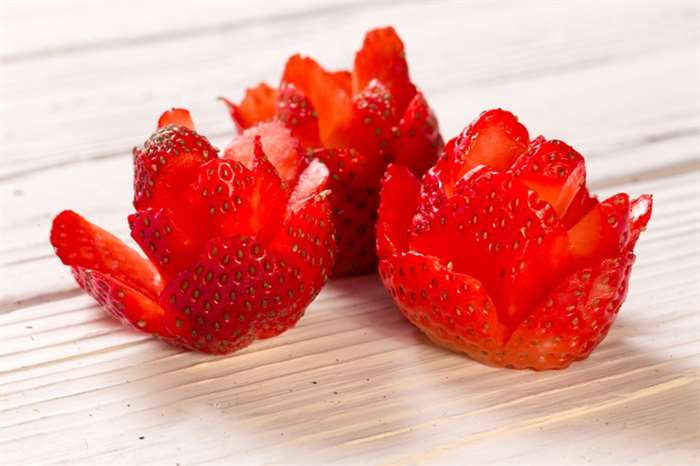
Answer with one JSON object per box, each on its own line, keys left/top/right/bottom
{"left": 221, "top": 83, "right": 277, "bottom": 131}
{"left": 133, "top": 109, "right": 218, "bottom": 216}
{"left": 314, "top": 148, "right": 385, "bottom": 275}
{"left": 377, "top": 109, "right": 652, "bottom": 370}
{"left": 276, "top": 82, "right": 321, "bottom": 149}
{"left": 223, "top": 27, "right": 443, "bottom": 275}
{"left": 51, "top": 109, "right": 335, "bottom": 354}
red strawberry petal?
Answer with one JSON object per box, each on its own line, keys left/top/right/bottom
{"left": 269, "top": 194, "right": 336, "bottom": 319}
{"left": 222, "top": 82, "right": 277, "bottom": 131}
{"left": 276, "top": 82, "right": 321, "bottom": 149}
{"left": 377, "top": 164, "right": 421, "bottom": 258}
{"left": 224, "top": 120, "right": 305, "bottom": 187}
{"left": 314, "top": 147, "right": 384, "bottom": 276}
{"left": 449, "top": 109, "right": 530, "bottom": 182}
{"left": 51, "top": 210, "right": 161, "bottom": 298}
{"left": 133, "top": 122, "right": 218, "bottom": 211}
{"left": 186, "top": 158, "right": 257, "bottom": 238}
{"left": 128, "top": 208, "right": 203, "bottom": 281}
{"left": 392, "top": 91, "right": 443, "bottom": 176}
{"left": 157, "top": 108, "right": 195, "bottom": 130}
{"left": 510, "top": 138, "right": 586, "bottom": 217}
{"left": 287, "top": 158, "right": 329, "bottom": 213}
{"left": 628, "top": 194, "right": 653, "bottom": 249}
{"left": 568, "top": 193, "right": 631, "bottom": 265}
{"left": 503, "top": 253, "right": 635, "bottom": 370}
{"left": 281, "top": 54, "right": 352, "bottom": 147}
{"left": 72, "top": 267, "right": 174, "bottom": 340}
{"left": 349, "top": 79, "right": 397, "bottom": 160}
{"left": 560, "top": 186, "right": 599, "bottom": 229}
{"left": 353, "top": 26, "right": 417, "bottom": 115}
{"left": 379, "top": 252, "right": 506, "bottom": 358}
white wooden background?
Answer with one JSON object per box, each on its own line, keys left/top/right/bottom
{"left": 1, "top": 1, "right": 699, "bottom": 464}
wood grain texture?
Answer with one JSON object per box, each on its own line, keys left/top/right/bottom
{"left": 1, "top": 0, "right": 699, "bottom": 464}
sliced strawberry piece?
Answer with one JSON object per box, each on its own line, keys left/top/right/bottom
{"left": 349, "top": 80, "right": 397, "bottom": 160}
{"left": 133, "top": 118, "right": 218, "bottom": 211}
{"left": 628, "top": 194, "right": 653, "bottom": 249}
{"left": 187, "top": 144, "right": 287, "bottom": 243}
{"left": 314, "top": 147, "right": 385, "bottom": 276}
{"left": 269, "top": 194, "right": 336, "bottom": 317}
{"left": 128, "top": 208, "right": 203, "bottom": 281}
{"left": 160, "top": 235, "right": 301, "bottom": 354}
{"left": 391, "top": 91, "right": 442, "bottom": 176}
{"left": 409, "top": 168, "right": 570, "bottom": 328}
{"left": 287, "top": 158, "right": 329, "bottom": 213}
{"left": 353, "top": 26, "right": 417, "bottom": 115}
{"left": 568, "top": 193, "right": 631, "bottom": 266}
{"left": 281, "top": 54, "right": 352, "bottom": 146}
{"left": 376, "top": 163, "right": 421, "bottom": 258}
{"left": 411, "top": 167, "right": 448, "bottom": 235}
{"left": 276, "top": 82, "right": 321, "bottom": 149}
{"left": 510, "top": 138, "right": 586, "bottom": 216}
{"left": 72, "top": 267, "right": 175, "bottom": 340}
{"left": 503, "top": 253, "right": 635, "bottom": 370}
{"left": 224, "top": 120, "right": 306, "bottom": 187}
{"left": 51, "top": 210, "right": 161, "bottom": 297}
{"left": 449, "top": 109, "right": 530, "bottom": 182}
{"left": 222, "top": 82, "right": 277, "bottom": 131}
{"left": 561, "top": 186, "right": 598, "bottom": 229}
{"left": 378, "top": 253, "right": 507, "bottom": 360}
{"left": 158, "top": 108, "right": 195, "bottom": 130}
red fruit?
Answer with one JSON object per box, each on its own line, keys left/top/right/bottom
{"left": 276, "top": 82, "right": 321, "bottom": 149}
{"left": 376, "top": 164, "right": 421, "bottom": 258}
{"left": 409, "top": 167, "right": 570, "bottom": 327}
{"left": 224, "top": 120, "right": 306, "bottom": 186}
{"left": 314, "top": 147, "right": 384, "bottom": 275}
{"left": 378, "top": 110, "right": 652, "bottom": 370}
{"left": 446, "top": 109, "right": 530, "bottom": 189}
{"left": 133, "top": 109, "right": 218, "bottom": 212}
{"left": 392, "top": 92, "right": 443, "bottom": 176}
{"left": 51, "top": 210, "right": 161, "bottom": 297}
{"left": 510, "top": 138, "right": 586, "bottom": 217}
{"left": 128, "top": 208, "right": 203, "bottom": 281}
{"left": 349, "top": 80, "right": 396, "bottom": 160}
{"left": 158, "top": 108, "right": 195, "bottom": 130}
{"left": 281, "top": 54, "right": 352, "bottom": 146}
{"left": 223, "top": 27, "right": 443, "bottom": 276}
{"left": 561, "top": 186, "right": 598, "bottom": 229}
{"left": 51, "top": 109, "right": 335, "bottom": 354}
{"left": 353, "top": 26, "right": 416, "bottom": 115}
{"left": 72, "top": 267, "right": 174, "bottom": 340}
{"left": 222, "top": 82, "right": 277, "bottom": 131}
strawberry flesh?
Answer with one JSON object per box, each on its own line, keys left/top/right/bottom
{"left": 128, "top": 208, "right": 203, "bottom": 282}
{"left": 510, "top": 138, "right": 586, "bottom": 217}
{"left": 353, "top": 26, "right": 416, "bottom": 115}
{"left": 313, "top": 147, "right": 384, "bottom": 275}
{"left": 409, "top": 167, "right": 570, "bottom": 327}
{"left": 376, "top": 164, "right": 421, "bottom": 258}
{"left": 133, "top": 117, "right": 217, "bottom": 213}
{"left": 222, "top": 82, "right": 277, "bottom": 131}
{"left": 72, "top": 267, "right": 174, "bottom": 340}
{"left": 51, "top": 210, "right": 161, "bottom": 297}
{"left": 224, "top": 120, "right": 306, "bottom": 187}
{"left": 392, "top": 92, "right": 443, "bottom": 177}
{"left": 276, "top": 82, "right": 321, "bottom": 149}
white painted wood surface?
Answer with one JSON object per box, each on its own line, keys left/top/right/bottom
{"left": 1, "top": 0, "right": 699, "bottom": 464}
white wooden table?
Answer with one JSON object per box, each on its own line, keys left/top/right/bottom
{"left": 1, "top": 1, "right": 699, "bottom": 464}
